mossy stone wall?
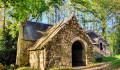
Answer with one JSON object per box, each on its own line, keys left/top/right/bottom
{"left": 16, "top": 25, "right": 35, "bottom": 66}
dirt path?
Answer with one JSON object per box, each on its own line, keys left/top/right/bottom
{"left": 72, "top": 62, "right": 111, "bottom": 70}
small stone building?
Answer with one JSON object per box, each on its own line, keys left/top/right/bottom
{"left": 16, "top": 15, "right": 110, "bottom": 70}
{"left": 28, "top": 15, "right": 94, "bottom": 69}
{"left": 16, "top": 15, "right": 94, "bottom": 69}
{"left": 84, "top": 30, "right": 110, "bottom": 58}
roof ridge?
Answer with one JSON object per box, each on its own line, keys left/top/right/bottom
{"left": 26, "top": 21, "right": 53, "bottom": 26}
{"left": 29, "top": 15, "right": 74, "bottom": 50}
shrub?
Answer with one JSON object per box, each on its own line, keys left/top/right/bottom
{"left": 0, "top": 63, "right": 6, "bottom": 70}
{"left": 0, "top": 22, "right": 18, "bottom": 66}
{"left": 0, "top": 48, "right": 17, "bottom": 65}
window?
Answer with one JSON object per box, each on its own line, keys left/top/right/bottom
{"left": 100, "top": 43, "right": 103, "bottom": 50}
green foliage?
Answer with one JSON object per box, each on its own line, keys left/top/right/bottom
{"left": 0, "top": 0, "right": 65, "bottom": 22}
{"left": 4, "top": 64, "right": 10, "bottom": 69}
{"left": 109, "top": 55, "right": 120, "bottom": 68}
{"left": 0, "top": 0, "right": 120, "bottom": 68}
{"left": 0, "top": 22, "right": 18, "bottom": 50}
{"left": 71, "top": 0, "right": 99, "bottom": 15}
{"left": 115, "top": 29, "right": 120, "bottom": 54}
{"left": 112, "top": 59, "right": 120, "bottom": 68}
{"left": 111, "top": 11, "right": 120, "bottom": 54}
{"left": 0, "top": 63, "right": 6, "bottom": 70}
{"left": 0, "top": 21, "right": 18, "bottom": 65}
{"left": 0, "top": 48, "right": 17, "bottom": 65}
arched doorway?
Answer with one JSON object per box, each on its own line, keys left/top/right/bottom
{"left": 72, "top": 41, "right": 84, "bottom": 67}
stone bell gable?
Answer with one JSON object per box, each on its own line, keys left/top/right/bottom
{"left": 29, "top": 15, "right": 94, "bottom": 70}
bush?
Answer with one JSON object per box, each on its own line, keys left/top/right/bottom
{"left": 0, "top": 21, "right": 18, "bottom": 66}
{"left": 0, "top": 63, "right": 6, "bottom": 70}
{"left": 0, "top": 48, "right": 17, "bottom": 65}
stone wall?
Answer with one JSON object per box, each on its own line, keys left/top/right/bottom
{"left": 29, "top": 51, "right": 39, "bottom": 68}
{"left": 16, "top": 25, "right": 35, "bottom": 66}
{"left": 39, "top": 17, "right": 94, "bottom": 69}
{"left": 29, "top": 16, "right": 94, "bottom": 70}
{"left": 29, "top": 50, "right": 45, "bottom": 70}
{"left": 94, "top": 44, "right": 110, "bottom": 58}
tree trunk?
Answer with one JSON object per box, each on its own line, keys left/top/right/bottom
{"left": 101, "top": 20, "right": 106, "bottom": 39}
{"left": 3, "top": 7, "right": 5, "bottom": 32}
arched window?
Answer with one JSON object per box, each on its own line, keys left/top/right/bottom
{"left": 100, "top": 43, "right": 103, "bottom": 50}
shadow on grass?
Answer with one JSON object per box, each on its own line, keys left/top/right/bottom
{"left": 95, "top": 56, "right": 119, "bottom": 63}
{"left": 101, "top": 56, "right": 119, "bottom": 62}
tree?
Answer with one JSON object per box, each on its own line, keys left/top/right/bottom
{"left": 0, "top": 20, "right": 18, "bottom": 65}
{"left": 0, "top": 2, "right": 6, "bottom": 32}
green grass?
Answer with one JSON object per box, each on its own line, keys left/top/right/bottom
{"left": 48, "top": 66, "right": 72, "bottom": 70}
{"left": 94, "top": 55, "right": 120, "bottom": 69}
{"left": 110, "top": 55, "right": 120, "bottom": 68}
{"left": 16, "top": 67, "right": 72, "bottom": 70}
{"left": 94, "top": 55, "right": 120, "bottom": 63}
{"left": 101, "top": 56, "right": 119, "bottom": 62}
{"left": 87, "top": 62, "right": 103, "bottom": 67}
{"left": 16, "top": 67, "right": 39, "bottom": 70}
{"left": 16, "top": 67, "right": 30, "bottom": 70}
{"left": 112, "top": 59, "right": 120, "bottom": 68}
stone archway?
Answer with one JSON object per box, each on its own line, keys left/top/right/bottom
{"left": 72, "top": 41, "right": 84, "bottom": 67}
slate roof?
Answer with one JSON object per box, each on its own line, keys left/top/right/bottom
{"left": 84, "top": 30, "right": 100, "bottom": 44}
{"left": 84, "top": 30, "right": 109, "bottom": 46}
{"left": 22, "top": 21, "right": 52, "bottom": 41}
{"left": 29, "top": 15, "right": 88, "bottom": 50}
{"left": 22, "top": 16, "right": 109, "bottom": 50}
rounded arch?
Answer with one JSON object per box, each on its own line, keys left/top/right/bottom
{"left": 71, "top": 37, "right": 88, "bottom": 66}
{"left": 72, "top": 41, "right": 85, "bottom": 67}
{"left": 71, "top": 37, "right": 87, "bottom": 48}
{"left": 72, "top": 41, "right": 83, "bottom": 50}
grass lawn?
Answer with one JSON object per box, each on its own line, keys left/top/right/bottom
{"left": 102, "top": 55, "right": 120, "bottom": 62}
{"left": 87, "top": 62, "right": 104, "bottom": 67}
{"left": 102, "top": 55, "right": 120, "bottom": 68}
{"left": 16, "top": 67, "right": 39, "bottom": 70}
{"left": 93, "top": 55, "right": 120, "bottom": 69}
